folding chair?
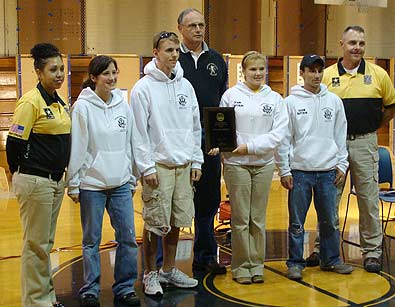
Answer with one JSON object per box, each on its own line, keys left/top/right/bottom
{"left": 341, "top": 146, "right": 395, "bottom": 245}
{"left": 341, "top": 173, "right": 359, "bottom": 246}
{"left": 214, "top": 199, "right": 231, "bottom": 232}
{"left": 377, "top": 147, "right": 395, "bottom": 238}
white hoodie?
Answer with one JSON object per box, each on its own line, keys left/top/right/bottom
{"left": 276, "top": 84, "right": 348, "bottom": 177}
{"left": 67, "top": 87, "right": 136, "bottom": 194}
{"left": 220, "top": 82, "right": 288, "bottom": 166}
{"left": 130, "top": 59, "right": 203, "bottom": 176}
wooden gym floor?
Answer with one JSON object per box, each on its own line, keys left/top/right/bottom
{"left": 1, "top": 176, "right": 395, "bottom": 307}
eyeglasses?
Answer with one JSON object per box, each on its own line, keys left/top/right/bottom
{"left": 185, "top": 23, "right": 205, "bottom": 30}
{"left": 155, "top": 32, "right": 178, "bottom": 49}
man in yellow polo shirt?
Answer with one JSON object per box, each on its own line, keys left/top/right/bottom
{"left": 307, "top": 25, "right": 395, "bottom": 273}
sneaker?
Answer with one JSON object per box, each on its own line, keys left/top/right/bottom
{"left": 79, "top": 294, "right": 99, "bottom": 307}
{"left": 143, "top": 271, "right": 163, "bottom": 296}
{"left": 192, "top": 261, "right": 227, "bottom": 274}
{"left": 287, "top": 266, "right": 303, "bottom": 280}
{"left": 364, "top": 257, "right": 382, "bottom": 273}
{"left": 252, "top": 275, "right": 264, "bottom": 283}
{"left": 234, "top": 276, "right": 252, "bottom": 284}
{"left": 306, "top": 252, "right": 320, "bottom": 267}
{"left": 321, "top": 263, "right": 354, "bottom": 274}
{"left": 114, "top": 292, "right": 140, "bottom": 306}
{"left": 159, "top": 267, "right": 198, "bottom": 288}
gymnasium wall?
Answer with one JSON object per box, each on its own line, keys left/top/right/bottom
{"left": 326, "top": 1, "right": 395, "bottom": 58}
{"left": 85, "top": 0, "right": 202, "bottom": 55}
{"left": 0, "top": 1, "right": 395, "bottom": 58}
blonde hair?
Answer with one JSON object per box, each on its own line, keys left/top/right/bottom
{"left": 241, "top": 51, "right": 266, "bottom": 69}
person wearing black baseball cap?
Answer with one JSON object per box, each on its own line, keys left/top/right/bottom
{"left": 299, "top": 54, "right": 325, "bottom": 71}
{"left": 277, "top": 54, "right": 353, "bottom": 280}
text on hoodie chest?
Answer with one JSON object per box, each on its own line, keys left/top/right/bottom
{"left": 233, "top": 100, "right": 275, "bottom": 118}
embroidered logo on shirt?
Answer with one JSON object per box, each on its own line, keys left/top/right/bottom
{"left": 234, "top": 101, "right": 244, "bottom": 107}
{"left": 332, "top": 77, "right": 340, "bottom": 87}
{"left": 43, "top": 108, "right": 55, "bottom": 119}
{"left": 178, "top": 95, "right": 187, "bottom": 106}
{"left": 364, "top": 75, "right": 372, "bottom": 85}
{"left": 262, "top": 104, "right": 273, "bottom": 116}
{"left": 115, "top": 116, "right": 127, "bottom": 129}
{"left": 207, "top": 63, "right": 218, "bottom": 76}
{"left": 24, "top": 143, "right": 30, "bottom": 159}
{"left": 177, "top": 94, "right": 188, "bottom": 109}
{"left": 10, "top": 124, "right": 24, "bottom": 136}
{"left": 322, "top": 107, "right": 334, "bottom": 121}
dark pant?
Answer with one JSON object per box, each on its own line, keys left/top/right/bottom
{"left": 193, "top": 153, "right": 221, "bottom": 263}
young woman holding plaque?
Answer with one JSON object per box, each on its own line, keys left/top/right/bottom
{"left": 219, "top": 51, "right": 288, "bottom": 284}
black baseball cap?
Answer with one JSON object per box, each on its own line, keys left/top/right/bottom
{"left": 300, "top": 54, "right": 325, "bottom": 70}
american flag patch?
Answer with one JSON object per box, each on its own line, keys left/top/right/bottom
{"left": 10, "top": 124, "right": 25, "bottom": 136}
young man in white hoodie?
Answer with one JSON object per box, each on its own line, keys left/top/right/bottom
{"left": 130, "top": 31, "right": 203, "bottom": 296}
{"left": 277, "top": 54, "right": 353, "bottom": 281}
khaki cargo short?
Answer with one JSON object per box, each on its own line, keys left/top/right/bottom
{"left": 141, "top": 163, "right": 194, "bottom": 236}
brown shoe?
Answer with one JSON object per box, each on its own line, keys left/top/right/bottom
{"left": 235, "top": 277, "right": 252, "bottom": 284}
{"left": 252, "top": 275, "right": 264, "bottom": 283}
{"left": 364, "top": 257, "right": 382, "bottom": 273}
{"left": 306, "top": 252, "right": 320, "bottom": 267}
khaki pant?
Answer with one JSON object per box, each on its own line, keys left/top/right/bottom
{"left": 347, "top": 133, "right": 382, "bottom": 259}
{"left": 13, "top": 172, "right": 65, "bottom": 307}
{"left": 314, "top": 132, "right": 382, "bottom": 259}
{"left": 224, "top": 163, "right": 275, "bottom": 279}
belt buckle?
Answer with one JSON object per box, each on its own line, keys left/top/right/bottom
{"left": 348, "top": 134, "right": 356, "bottom": 141}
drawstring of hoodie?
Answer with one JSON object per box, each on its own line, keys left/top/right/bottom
{"left": 166, "top": 79, "right": 177, "bottom": 105}
{"left": 314, "top": 93, "right": 323, "bottom": 131}
{"left": 103, "top": 104, "right": 115, "bottom": 127}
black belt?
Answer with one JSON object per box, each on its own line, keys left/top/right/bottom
{"left": 346, "top": 132, "right": 374, "bottom": 141}
{"left": 19, "top": 166, "right": 64, "bottom": 182}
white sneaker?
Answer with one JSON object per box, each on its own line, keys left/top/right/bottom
{"left": 158, "top": 267, "right": 198, "bottom": 288}
{"left": 143, "top": 271, "right": 163, "bottom": 296}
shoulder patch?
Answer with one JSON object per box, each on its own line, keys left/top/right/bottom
{"left": 10, "top": 124, "right": 25, "bottom": 136}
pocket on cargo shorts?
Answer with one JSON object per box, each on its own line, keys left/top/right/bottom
{"left": 141, "top": 189, "right": 171, "bottom": 236}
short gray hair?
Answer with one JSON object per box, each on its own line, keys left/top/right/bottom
{"left": 177, "top": 8, "right": 203, "bottom": 25}
{"left": 343, "top": 25, "right": 365, "bottom": 35}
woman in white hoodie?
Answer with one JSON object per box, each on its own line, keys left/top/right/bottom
{"left": 220, "top": 51, "right": 288, "bottom": 284}
{"left": 66, "top": 55, "right": 139, "bottom": 306}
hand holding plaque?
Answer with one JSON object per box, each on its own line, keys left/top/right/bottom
{"left": 203, "top": 107, "right": 237, "bottom": 153}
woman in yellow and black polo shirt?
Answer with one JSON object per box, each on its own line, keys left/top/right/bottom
{"left": 6, "top": 43, "right": 70, "bottom": 307}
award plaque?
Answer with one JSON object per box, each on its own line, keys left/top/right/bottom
{"left": 203, "top": 107, "right": 237, "bottom": 152}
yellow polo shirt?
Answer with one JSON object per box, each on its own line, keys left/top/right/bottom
{"left": 322, "top": 59, "right": 395, "bottom": 135}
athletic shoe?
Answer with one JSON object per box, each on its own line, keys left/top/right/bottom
{"left": 287, "top": 266, "right": 303, "bottom": 280}
{"left": 321, "top": 263, "right": 353, "bottom": 274}
{"left": 158, "top": 267, "right": 198, "bottom": 288}
{"left": 143, "top": 271, "right": 163, "bottom": 296}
